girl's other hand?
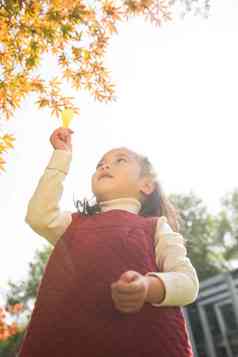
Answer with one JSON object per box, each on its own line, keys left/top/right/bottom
{"left": 50, "top": 127, "right": 74, "bottom": 152}
{"left": 111, "top": 271, "right": 149, "bottom": 314}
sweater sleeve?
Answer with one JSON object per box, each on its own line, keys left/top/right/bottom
{"left": 146, "top": 217, "right": 199, "bottom": 307}
{"left": 25, "top": 150, "right": 73, "bottom": 246}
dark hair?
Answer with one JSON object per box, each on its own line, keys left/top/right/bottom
{"left": 74, "top": 149, "right": 181, "bottom": 232}
{"left": 74, "top": 197, "right": 101, "bottom": 216}
{"left": 135, "top": 153, "right": 181, "bottom": 232}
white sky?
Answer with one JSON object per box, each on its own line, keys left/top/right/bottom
{"left": 1, "top": 0, "right": 238, "bottom": 292}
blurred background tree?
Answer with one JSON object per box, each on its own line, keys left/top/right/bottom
{"left": 6, "top": 246, "right": 53, "bottom": 312}
{"left": 2, "top": 247, "right": 52, "bottom": 356}
{"left": 0, "top": 303, "right": 25, "bottom": 357}
{"left": 215, "top": 189, "right": 238, "bottom": 266}
{"left": 171, "top": 192, "right": 230, "bottom": 280}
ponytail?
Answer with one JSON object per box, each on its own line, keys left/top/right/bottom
{"left": 139, "top": 182, "right": 181, "bottom": 232}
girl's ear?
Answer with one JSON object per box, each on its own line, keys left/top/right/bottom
{"left": 139, "top": 177, "right": 155, "bottom": 196}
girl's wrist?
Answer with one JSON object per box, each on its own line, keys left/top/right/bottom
{"left": 145, "top": 275, "right": 166, "bottom": 305}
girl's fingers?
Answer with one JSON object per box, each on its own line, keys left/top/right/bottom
{"left": 61, "top": 128, "right": 73, "bottom": 134}
{"left": 112, "top": 290, "right": 140, "bottom": 303}
{"left": 120, "top": 271, "right": 140, "bottom": 283}
{"left": 66, "top": 136, "right": 71, "bottom": 146}
{"left": 115, "top": 303, "right": 142, "bottom": 313}
{"left": 115, "top": 297, "right": 140, "bottom": 305}
{"left": 51, "top": 128, "right": 73, "bottom": 142}
{"left": 58, "top": 133, "right": 65, "bottom": 141}
{"left": 117, "top": 303, "right": 138, "bottom": 310}
{"left": 112, "top": 281, "right": 142, "bottom": 294}
{"left": 58, "top": 131, "right": 72, "bottom": 142}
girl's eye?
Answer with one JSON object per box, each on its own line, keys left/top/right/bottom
{"left": 96, "top": 157, "right": 127, "bottom": 169}
{"left": 117, "top": 158, "right": 127, "bottom": 163}
{"left": 96, "top": 163, "right": 103, "bottom": 169}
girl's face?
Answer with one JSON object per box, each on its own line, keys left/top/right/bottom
{"left": 91, "top": 148, "right": 154, "bottom": 202}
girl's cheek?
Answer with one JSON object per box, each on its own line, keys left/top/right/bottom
{"left": 91, "top": 176, "right": 97, "bottom": 190}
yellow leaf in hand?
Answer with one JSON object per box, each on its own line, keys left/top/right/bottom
{"left": 61, "top": 109, "right": 74, "bottom": 128}
{"left": 82, "top": 49, "right": 90, "bottom": 61}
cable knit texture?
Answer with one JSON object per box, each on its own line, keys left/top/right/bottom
{"left": 19, "top": 210, "right": 193, "bottom": 357}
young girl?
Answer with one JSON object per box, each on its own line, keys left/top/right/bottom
{"left": 19, "top": 127, "right": 199, "bottom": 357}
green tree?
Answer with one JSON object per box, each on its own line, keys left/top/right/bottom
{"left": 4, "top": 246, "right": 53, "bottom": 354}
{"left": 216, "top": 189, "right": 238, "bottom": 267}
{"left": 0, "top": 304, "right": 25, "bottom": 357}
{"left": 170, "top": 192, "right": 230, "bottom": 280}
{"left": 6, "top": 245, "right": 52, "bottom": 312}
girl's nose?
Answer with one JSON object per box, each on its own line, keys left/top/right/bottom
{"left": 101, "top": 162, "right": 110, "bottom": 170}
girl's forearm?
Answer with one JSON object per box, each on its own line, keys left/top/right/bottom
{"left": 145, "top": 275, "right": 166, "bottom": 305}
{"left": 25, "top": 150, "right": 72, "bottom": 245}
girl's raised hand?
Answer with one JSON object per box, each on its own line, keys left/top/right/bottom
{"left": 111, "top": 271, "right": 149, "bottom": 314}
{"left": 50, "top": 127, "right": 74, "bottom": 152}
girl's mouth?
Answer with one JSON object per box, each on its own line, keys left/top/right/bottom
{"left": 99, "top": 174, "right": 113, "bottom": 180}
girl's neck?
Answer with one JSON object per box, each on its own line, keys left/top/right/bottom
{"left": 99, "top": 197, "right": 141, "bottom": 214}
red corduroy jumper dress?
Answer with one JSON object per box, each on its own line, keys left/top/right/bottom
{"left": 19, "top": 210, "right": 193, "bottom": 357}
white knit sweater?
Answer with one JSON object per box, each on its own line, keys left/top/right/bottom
{"left": 25, "top": 150, "right": 199, "bottom": 307}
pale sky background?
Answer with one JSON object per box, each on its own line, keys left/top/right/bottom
{"left": 0, "top": 0, "right": 238, "bottom": 296}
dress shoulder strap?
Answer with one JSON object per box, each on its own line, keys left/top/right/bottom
{"left": 147, "top": 215, "right": 168, "bottom": 240}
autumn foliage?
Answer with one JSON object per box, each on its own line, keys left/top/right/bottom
{"left": 0, "top": 304, "right": 23, "bottom": 341}
{"left": 0, "top": 134, "right": 15, "bottom": 171}
{"left": 0, "top": 0, "right": 172, "bottom": 172}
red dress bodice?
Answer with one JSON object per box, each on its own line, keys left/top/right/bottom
{"left": 19, "top": 210, "right": 193, "bottom": 356}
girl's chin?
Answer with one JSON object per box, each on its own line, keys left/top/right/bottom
{"left": 96, "top": 193, "right": 120, "bottom": 202}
